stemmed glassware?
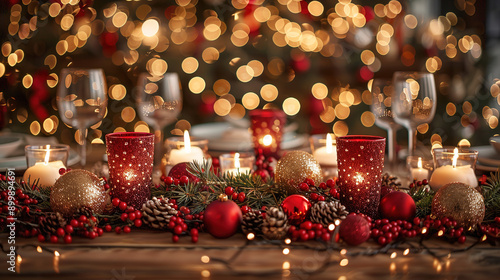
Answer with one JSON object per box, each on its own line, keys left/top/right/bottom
{"left": 135, "top": 72, "right": 182, "bottom": 167}
{"left": 57, "top": 68, "right": 108, "bottom": 166}
{"left": 392, "top": 72, "right": 437, "bottom": 156}
{"left": 370, "top": 78, "right": 401, "bottom": 164}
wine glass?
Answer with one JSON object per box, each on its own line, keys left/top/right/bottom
{"left": 392, "top": 72, "right": 437, "bottom": 156}
{"left": 135, "top": 72, "right": 182, "bottom": 167}
{"left": 369, "top": 78, "right": 401, "bottom": 164}
{"left": 57, "top": 68, "right": 108, "bottom": 166}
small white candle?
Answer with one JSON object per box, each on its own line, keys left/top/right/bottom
{"left": 429, "top": 148, "right": 477, "bottom": 191}
{"left": 23, "top": 147, "right": 65, "bottom": 187}
{"left": 224, "top": 153, "right": 252, "bottom": 176}
{"left": 313, "top": 134, "right": 337, "bottom": 166}
{"left": 169, "top": 130, "right": 204, "bottom": 166}
{"left": 411, "top": 157, "right": 429, "bottom": 181}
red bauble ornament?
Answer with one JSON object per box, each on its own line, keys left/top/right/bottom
{"left": 338, "top": 214, "right": 371, "bottom": 246}
{"left": 168, "top": 162, "right": 199, "bottom": 183}
{"left": 379, "top": 191, "right": 416, "bottom": 221}
{"left": 203, "top": 194, "right": 242, "bottom": 238}
{"left": 281, "top": 194, "right": 312, "bottom": 225}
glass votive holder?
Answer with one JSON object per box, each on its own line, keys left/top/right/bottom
{"left": 23, "top": 144, "right": 69, "bottom": 188}
{"left": 429, "top": 147, "right": 478, "bottom": 191}
{"left": 309, "top": 133, "right": 338, "bottom": 179}
{"left": 106, "top": 132, "right": 154, "bottom": 208}
{"left": 337, "top": 135, "right": 386, "bottom": 217}
{"left": 406, "top": 156, "right": 432, "bottom": 182}
{"left": 165, "top": 131, "right": 208, "bottom": 167}
{"left": 219, "top": 153, "right": 255, "bottom": 176}
{"left": 249, "top": 109, "right": 286, "bottom": 159}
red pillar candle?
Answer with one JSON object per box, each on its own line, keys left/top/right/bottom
{"left": 106, "top": 132, "right": 154, "bottom": 209}
{"left": 249, "top": 109, "right": 286, "bottom": 158}
{"left": 337, "top": 135, "right": 386, "bottom": 217}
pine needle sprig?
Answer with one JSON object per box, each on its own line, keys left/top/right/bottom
{"left": 409, "top": 184, "right": 435, "bottom": 218}
{"left": 482, "top": 170, "right": 500, "bottom": 221}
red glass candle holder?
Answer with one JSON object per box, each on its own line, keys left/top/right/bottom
{"left": 106, "top": 132, "right": 154, "bottom": 209}
{"left": 337, "top": 135, "right": 386, "bottom": 217}
{"left": 249, "top": 109, "right": 286, "bottom": 158}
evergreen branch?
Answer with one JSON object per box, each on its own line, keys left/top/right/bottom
{"left": 483, "top": 170, "right": 500, "bottom": 221}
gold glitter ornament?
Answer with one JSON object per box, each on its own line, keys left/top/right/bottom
{"left": 431, "top": 182, "right": 485, "bottom": 228}
{"left": 275, "top": 151, "right": 323, "bottom": 194}
{"left": 51, "top": 169, "right": 109, "bottom": 216}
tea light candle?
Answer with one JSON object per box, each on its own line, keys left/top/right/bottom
{"left": 23, "top": 147, "right": 66, "bottom": 187}
{"left": 313, "top": 133, "right": 337, "bottom": 166}
{"left": 169, "top": 130, "right": 204, "bottom": 166}
{"left": 224, "top": 153, "right": 252, "bottom": 176}
{"left": 410, "top": 157, "right": 429, "bottom": 181}
{"left": 429, "top": 148, "right": 477, "bottom": 191}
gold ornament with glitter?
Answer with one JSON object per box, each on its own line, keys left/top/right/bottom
{"left": 275, "top": 151, "right": 323, "bottom": 194}
{"left": 50, "top": 169, "right": 109, "bottom": 216}
{"left": 431, "top": 182, "right": 485, "bottom": 228}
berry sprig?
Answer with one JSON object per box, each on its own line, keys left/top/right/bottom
{"left": 297, "top": 178, "right": 340, "bottom": 202}
{"left": 288, "top": 220, "right": 333, "bottom": 242}
{"left": 254, "top": 155, "right": 276, "bottom": 180}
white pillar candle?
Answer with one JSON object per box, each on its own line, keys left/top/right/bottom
{"left": 23, "top": 160, "right": 65, "bottom": 187}
{"left": 313, "top": 133, "right": 337, "bottom": 166}
{"left": 429, "top": 148, "right": 477, "bottom": 191}
{"left": 410, "top": 157, "right": 429, "bottom": 181}
{"left": 169, "top": 130, "right": 205, "bottom": 166}
{"left": 225, "top": 167, "right": 252, "bottom": 176}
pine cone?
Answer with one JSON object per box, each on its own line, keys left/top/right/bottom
{"left": 382, "top": 173, "right": 401, "bottom": 189}
{"left": 39, "top": 212, "right": 67, "bottom": 235}
{"left": 262, "top": 207, "right": 289, "bottom": 240}
{"left": 141, "top": 197, "right": 178, "bottom": 229}
{"left": 310, "top": 200, "right": 348, "bottom": 228}
{"left": 74, "top": 206, "right": 94, "bottom": 218}
{"left": 241, "top": 209, "right": 263, "bottom": 235}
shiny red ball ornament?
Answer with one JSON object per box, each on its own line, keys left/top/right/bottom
{"left": 338, "top": 214, "right": 371, "bottom": 246}
{"left": 379, "top": 191, "right": 416, "bottom": 221}
{"left": 280, "top": 194, "right": 312, "bottom": 225}
{"left": 168, "top": 162, "right": 199, "bottom": 183}
{"left": 204, "top": 194, "right": 242, "bottom": 238}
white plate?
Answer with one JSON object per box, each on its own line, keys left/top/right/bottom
{"left": 476, "top": 163, "right": 499, "bottom": 173}
{"left": 190, "top": 122, "right": 307, "bottom": 152}
{"left": 474, "top": 145, "right": 500, "bottom": 167}
{"left": 0, "top": 135, "right": 23, "bottom": 158}
{"left": 0, "top": 149, "right": 80, "bottom": 172}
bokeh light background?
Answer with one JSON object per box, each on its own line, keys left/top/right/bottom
{"left": 0, "top": 0, "right": 498, "bottom": 149}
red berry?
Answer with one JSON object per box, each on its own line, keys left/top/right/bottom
{"left": 134, "top": 219, "right": 143, "bottom": 227}
{"left": 119, "top": 201, "right": 128, "bottom": 211}
{"left": 326, "top": 179, "right": 336, "bottom": 188}
{"left": 89, "top": 231, "right": 98, "bottom": 239}
{"left": 318, "top": 195, "right": 325, "bottom": 201}
{"left": 191, "top": 235, "right": 198, "bottom": 243}
{"left": 190, "top": 228, "right": 199, "bottom": 236}
{"left": 165, "top": 176, "right": 174, "bottom": 185}
{"left": 181, "top": 223, "right": 188, "bottom": 231}
{"left": 65, "top": 225, "right": 74, "bottom": 234}
{"left": 495, "top": 217, "right": 500, "bottom": 224}
{"left": 300, "top": 221, "right": 313, "bottom": 230}
{"left": 135, "top": 210, "right": 142, "bottom": 219}
{"left": 458, "top": 235, "right": 466, "bottom": 244}
{"left": 97, "top": 228, "right": 104, "bottom": 236}
{"left": 174, "top": 225, "right": 183, "bottom": 235}
{"left": 172, "top": 234, "right": 179, "bottom": 243}
{"left": 306, "top": 178, "right": 315, "bottom": 186}
{"left": 64, "top": 235, "right": 72, "bottom": 244}
{"left": 78, "top": 215, "right": 87, "bottom": 223}
{"left": 321, "top": 232, "right": 331, "bottom": 242}
{"left": 329, "top": 188, "right": 337, "bottom": 196}
{"left": 105, "top": 224, "right": 112, "bottom": 232}
{"left": 237, "top": 192, "right": 246, "bottom": 202}
{"left": 308, "top": 230, "right": 316, "bottom": 239}
{"left": 115, "top": 226, "right": 122, "bottom": 234}
{"left": 231, "top": 193, "right": 238, "bottom": 200}
{"left": 299, "top": 183, "right": 309, "bottom": 192}
{"left": 123, "top": 226, "right": 131, "bottom": 234}
{"left": 319, "top": 182, "right": 327, "bottom": 190}
{"left": 128, "top": 212, "right": 136, "bottom": 221}
{"left": 37, "top": 234, "right": 45, "bottom": 242}
{"left": 168, "top": 221, "right": 176, "bottom": 229}
{"left": 300, "top": 232, "right": 309, "bottom": 241}
{"left": 174, "top": 179, "right": 180, "bottom": 185}
{"left": 120, "top": 213, "right": 128, "bottom": 221}
{"left": 241, "top": 205, "right": 250, "bottom": 214}
{"left": 180, "top": 175, "right": 189, "bottom": 185}
{"left": 378, "top": 236, "right": 387, "bottom": 245}
{"left": 50, "top": 235, "right": 59, "bottom": 243}
{"left": 310, "top": 193, "right": 319, "bottom": 201}
{"left": 112, "top": 198, "right": 120, "bottom": 207}
{"left": 225, "top": 186, "right": 235, "bottom": 196}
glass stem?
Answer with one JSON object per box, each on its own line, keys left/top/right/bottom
{"left": 78, "top": 127, "right": 87, "bottom": 166}
{"left": 154, "top": 126, "right": 164, "bottom": 168}
{"left": 387, "top": 127, "right": 397, "bottom": 164}
{"left": 408, "top": 125, "right": 417, "bottom": 157}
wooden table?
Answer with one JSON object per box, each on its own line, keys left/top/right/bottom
{"left": 1, "top": 231, "right": 499, "bottom": 279}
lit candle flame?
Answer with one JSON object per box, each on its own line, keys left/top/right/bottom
{"left": 262, "top": 134, "right": 273, "bottom": 146}
{"left": 234, "top": 153, "right": 240, "bottom": 169}
{"left": 326, "top": 133, "right": 333, "bottom": 154}
{"left": 44, "top": 145, "right": 50, "bottom": 165}
{"left": 452, "top": 148, "right": 458, "bottom": 168}
{"left": 417, "top": 157, "right": 423, "bottom": 169}
{"left": 184, "top": 130, "right": 191, "bottom": 153}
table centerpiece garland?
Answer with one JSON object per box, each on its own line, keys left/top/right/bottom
{"left": 1, "top": 155, "right": 499, "bottom": 255}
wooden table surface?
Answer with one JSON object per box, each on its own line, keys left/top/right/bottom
{"left": 1, "top": 231, "right": 500, "bottom": 280}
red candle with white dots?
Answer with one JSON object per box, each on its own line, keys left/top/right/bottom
{"left": 106, "top": 132, "right": 154, "bottom": 209}
{"left": 337, "top": 135, "right": 386, "bottom": 217}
